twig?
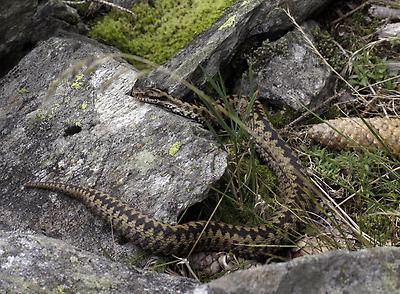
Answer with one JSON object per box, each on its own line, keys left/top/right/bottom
{"left": 63, "top": 0, "right": 137, "bottom": 20}
{"left": 332, "top": 0, "right": 374, "bottom": 25}
{"left": 287, "top": 90, "right": 345, "bottom": 128}
{"left": 64, "top": 0, "right": 86, "bottom": 4}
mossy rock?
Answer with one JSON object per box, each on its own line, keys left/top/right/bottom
{"left": 90, "top": 0, "right": 236, "bottom": 65}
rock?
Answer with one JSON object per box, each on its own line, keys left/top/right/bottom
{"left": 0, "top": 231, "right": 199, "bottom": 293}
{"left": 369, "top": 5, "right": 400, "bottom": 20}
{"left": 237, "top": 21, "right": 335, "bottom": 111}
{"left": 0, "top": 36, "right": 227, "bottom": 261}
{"left": 387, "top": 61, "right": 400, "bottom": 77}
{"left": 377, "top": 23, "right": 400, "bottom": 39}
{"left": 2, "top": 232, "right": 397, "bottom": 293}
{"left": 0, "top": 0, "right": 87, "bottom": 77}
{"left": 205, "top": 247, "right": 400, "bottom": 294}
{"left": 133, "top": 0, "right": 334, "bottom": 99}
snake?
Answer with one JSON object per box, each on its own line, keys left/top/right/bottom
{"left": 25, "top": 87, "right": 318, "bottom": 261}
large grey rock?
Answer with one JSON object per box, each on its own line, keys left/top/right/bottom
{"left": 205, "top": 247, "right": 400, "bottom": 294}
{"left": 0, "top": 231, "right": 199, "bottom": 293}
{"left": 237, "top": 21, "right": 335, "bottom": 111}
{"left": 0, "top": 36, "right": 227, "bottom": 261}
{"left": 2, "top": 233, "right": 398, "bottom": 293}
{"left": 134, "top": 0, "right": 334, "bottom": 99}
{"left": 0, "top": 0, "right": 87, "bottom": 77}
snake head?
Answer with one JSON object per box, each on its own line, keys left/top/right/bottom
{"left": 131, "top": 87, "right": 171, "bottom": 103}
{"left": 131, "top": 87, "right": 211, "bottom": 124}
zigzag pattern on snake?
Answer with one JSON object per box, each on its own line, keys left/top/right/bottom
{"left": 25, "top": 88, "right": 319, "bottom": 260}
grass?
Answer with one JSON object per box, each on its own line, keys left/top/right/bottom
{"left": 177, "top": 73, "right": 278, "bottom": 227}
{"left": 304, "top": 146, "right": 400, "bottom": 245}
{"left": 186, "top": 97, "right": 278, "bottom": 228}
{"left": 282, "top": 4, "right": 400, "bottom": 253}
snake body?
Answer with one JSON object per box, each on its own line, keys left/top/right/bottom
{"left": 25, "top": 88, "right": 318, "bottom": 260}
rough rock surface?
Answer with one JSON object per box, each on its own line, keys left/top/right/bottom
{"left": 0, "top": 0, "right": 87, "bottom": 77}
{"left": 134, "top": 0, "right": 334, "bottom": 98}
{"left": 0, "top": 36, "right": 227, "bottom": 261}
{"left": 378, "top": 23, "right": 400, "bottom": 39}
{"left": 206, "top": 247, "right": 400, "bottom": 294}
{"left": 237, "top": 21, "right": 335, "bottom": 110}
{"left": 2, "top": 231, "right": 398, "bottom": 293}
{"left": 0, "top": 231, "right": 199, "bottom": 293}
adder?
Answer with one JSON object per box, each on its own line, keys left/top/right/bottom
{"left": 26, "top": 87, "right": 319, "bottom": 260}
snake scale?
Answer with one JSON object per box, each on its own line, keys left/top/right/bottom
{"left": 25, "top": 88, "right": 318, "bottom": 260}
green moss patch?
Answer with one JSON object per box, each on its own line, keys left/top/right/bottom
{"left": 90, "top": 0, "right": 236, "bottom": 65}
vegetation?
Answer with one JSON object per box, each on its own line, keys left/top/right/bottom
{"left": 89, "top": 0, "right": 236, "bottom": 65}
{"left": 295, "top": 2, "right": 400, "bottom": 253}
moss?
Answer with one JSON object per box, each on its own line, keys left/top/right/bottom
{"left": 89, "top": 0, "right": 236, "bottom": 65}
{"left": 251, "top": 159, "right": 278, "bottom": 204}
{"left": 247, "top": 38, "right": 290, "bottom": 67}
{"left": 124, "top": 250, "right": 151, "bottom": 268}
{"left": 312, "top": 27, "right": 346, "bottom": 72}
{"left": 266, "top": 107, "right": 296, "bottom": 128}
{"left": 335, "top": 10, "right": 381, "bottom": 51}
{"left": 322, "top": 106, "right": 340, "bottom": 120}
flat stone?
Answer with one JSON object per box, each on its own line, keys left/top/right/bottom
{"left": 237, "top": 21, "right": 335, "bottom": 110}
{"left": 205, "top": 247, "right": 400, "bottom": 294}
{"left": 0, "top": 231, "right": 199, "bottom": 293}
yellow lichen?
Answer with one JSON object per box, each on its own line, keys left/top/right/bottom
{"left": 240, "top": 0, "right": 252, "bottom": 7}
{"left": 169, "top": 141, "right": 183, "bottom": 156}
{"left": 219, "top": 14, "right": 236, "bottom": 30}
{"left": 79, "top": 101, "right": 88, "bottom": 110}
{"left": 71, "top": 74, "right": 84, "bottom": 90}
{"left": 73, "top": 120, "right": 82, "bottom": 128}
{"left": 18, "top": 86, "right": 29, "bottom": 94}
